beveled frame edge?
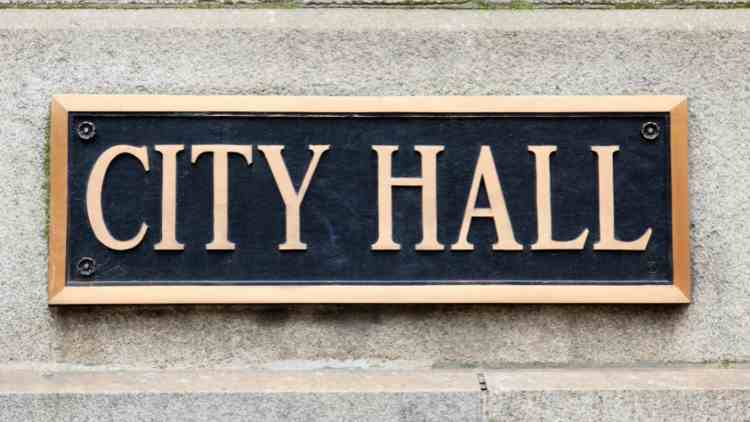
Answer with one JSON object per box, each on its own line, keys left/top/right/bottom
{"left": 48, "top": 97, "right": 69, "bottom": 302}
{"left": 669, "top": 98, "right": 691, "bottom": 302}
{"left": 48, "top": 95, "right": 690, "bottom": 305}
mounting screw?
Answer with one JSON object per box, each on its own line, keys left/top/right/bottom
{"left": 641, "top": 121, "right": 660, "bottom": 141}
{"left": 76, "top": 121, "right": 96, "bottom": 141}
{"left": 76, "top": 257, "right": 96, "bottom": 277}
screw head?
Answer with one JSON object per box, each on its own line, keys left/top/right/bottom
{"left": 76, "top": 121, "right": 96, "bottom": 141}
{"left": 76, "top": 257, "right": 96, "bottom": 277}
{"left": 641, "top": 121, "right": 660, "bottom": 141}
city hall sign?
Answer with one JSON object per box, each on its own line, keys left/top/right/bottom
{"left": 47, "top": 96, "right": 690, "bottom": 304}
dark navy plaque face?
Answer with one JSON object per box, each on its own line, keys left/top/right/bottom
{"left": 66, "top": 112, "right": 672, "bottom": 286}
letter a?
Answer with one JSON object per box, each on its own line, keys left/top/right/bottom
{"left": 452, "top": 146, "right": 522, "bottom": 251}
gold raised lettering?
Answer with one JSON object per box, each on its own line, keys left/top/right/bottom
{"left": 191, "top": 145, "right": 252, "bottom": 251}
{"left": 86, "top": 145, "right": 149, "bottom": 251}
{"left": 591, "top": 145, "right": 652, "bottom": 251}
{"left": 258, "top": 145, "right": 330, "bottom": 251}
{"left": 371, "top": 145, "right": 445, "bottom": 251}
{"left": 452, "top": 146, "right": 522, "bottom": 251}
{"left": 528, "top": 145, "right": 589, "bottom": 250}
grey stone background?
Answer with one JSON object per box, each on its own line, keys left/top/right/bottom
{"left": 1, "top": 0, "right": 749, "bottom": 8}
{"left": 1, "top": 10, "right": 749, "bottom": 373}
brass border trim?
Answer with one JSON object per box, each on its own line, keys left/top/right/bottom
{"left": 48, "top": 95, "right": 690, "bottom": 304}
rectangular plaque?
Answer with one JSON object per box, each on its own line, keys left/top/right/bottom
{"left": 48, "top": 96, "right": 690, "bottom": 304}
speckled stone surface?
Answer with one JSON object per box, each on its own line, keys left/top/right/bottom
{"left": 1, "top": 392, "right": 482, "bottom": 421}
{"left": 0, "top": 10, "right": 749, "bottom": 372}
{"left": 2, "top": 368, "right": 749, "bottom": 421}
{"left": 487, "top": 390, "right": 750, "bottom": 422}
{"left": 0, "top": 0, "right": 747, "bottom": 8}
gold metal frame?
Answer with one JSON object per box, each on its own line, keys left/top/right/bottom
{"left": 48, "top": 95, "right": 690, "bottom": 305}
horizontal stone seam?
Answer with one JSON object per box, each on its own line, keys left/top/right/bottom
{"left": 0, "top": 390, "right": 483, "bottom": 395}
{"left": 4, "top": 388, "right": 750, "bottom": 395}
{"left": 2, "top": 2, "right": 750, "bottom": 9}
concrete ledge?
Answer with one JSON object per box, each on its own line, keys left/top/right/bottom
{"left": 1, "top": 0, "right": 749, "bottom": 9}
{"left": 0, "top": 368, "right": 479, "bottom": 393}
{"left": 1, "top": 368, "right": 481, "bottom": 421}
{"left": 4, "top": 367, "right": 749, "bottom": 394}
{"left": 2, "top": 368, "right": 750, "bottom": 421}
{"left": 484, "top": 368, "right": 750, "bottom": 390}
{"left": 485, "top": 369, "right": 750, "bottom": 421}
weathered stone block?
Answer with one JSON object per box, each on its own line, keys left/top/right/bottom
{"left": 0, "top": 9, "right": 749, "bottom": 370}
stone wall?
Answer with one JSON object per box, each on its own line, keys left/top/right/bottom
{"left": 1, "top": 8, "right": 749, "bottom": 421}
{"left": 1, "top": 0, "right": 749, "bottom": 7}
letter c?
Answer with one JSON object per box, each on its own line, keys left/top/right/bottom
{"left": 86, "top": 145, "right": 149, "bottom": 251}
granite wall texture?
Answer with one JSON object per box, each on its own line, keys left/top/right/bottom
{"left": 0, "top": 10, "right": 749, "bottom": 372}
{"left": 1, "top": 0, "right": 748, "bottom": 8}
